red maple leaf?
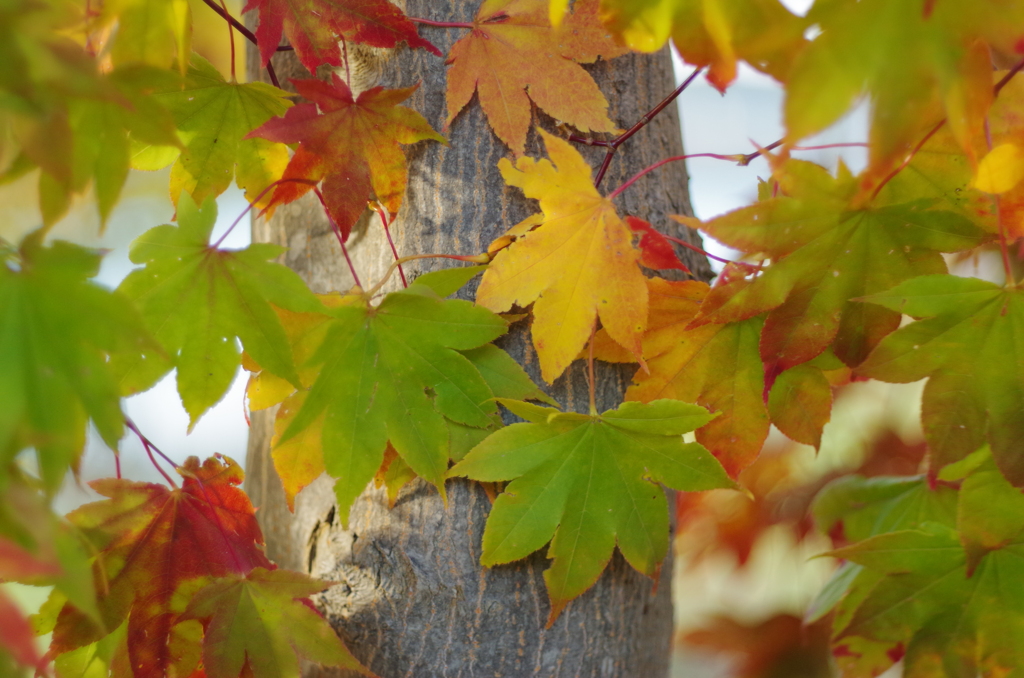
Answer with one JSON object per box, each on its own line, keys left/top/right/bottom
{"left": 243, "top": 0, "right": 440, "bottom": 74}
{"left": 52, "top": 456, "right": 272, "bottom": 677}
{"left": 250, "top": 76, "right": 444, "bottom": 240}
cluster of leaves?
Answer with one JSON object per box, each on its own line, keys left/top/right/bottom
{"left": 2, "top": 0, "right": 1024, "bottom": 674}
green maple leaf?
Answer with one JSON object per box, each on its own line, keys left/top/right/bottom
{"left": 115, "top": 193, "right": 321, "bottom": 428}
{"left": 0, "top": 233, "right": 152, "bottom": 489}
{"left": 136, "top": 55, "right": 293, "bottom": 211}
{"left": 808, "top": 473, "right": 960, "bottom": 676}
{"left": 277, "top": 280, "right": 508, "bottom": 526}
{"left": 856, "top": 275, "right": 1024, "bottom": 484}
{"left": 94, "top": 0, "right": 192, "bottom": 73}
{"left": 183, "top": 568, "right": 373, "bottom": 678}
{"left": 449, "top": 398, "right": 735, "bottom": 622}
{"left": 785, "top": 0, "right": 1024, "bottom": 181}
{"left": 832, "top": 519, "right": 1024, "bottom": 677}
{"left": 689, "top": 159, "right": 990, "bottom": 380}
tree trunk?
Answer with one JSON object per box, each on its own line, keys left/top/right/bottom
{"left": 244, "top": 3, "right": 711, "bottom": 676}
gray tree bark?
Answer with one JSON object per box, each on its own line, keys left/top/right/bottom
{"left": 244, "top": 3, "right": 711, "bottom": 676}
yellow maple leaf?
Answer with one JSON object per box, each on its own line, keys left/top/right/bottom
{"left": 476, "top": 129, "right": 647, "bottom": 383}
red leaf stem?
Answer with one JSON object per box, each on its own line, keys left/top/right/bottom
{"left": 409, "top": 16, "right": 474, "bottom": 29}
{"left": 568, "top": 66, "right": 704, "bottom": 188}
{"left": 312, "top": 188, "right": 362, "bottom": 289}
{"left": 198, "top": 0, "right": 280, "bottom": 87}
{"left": 125, "top": 418, "right": 178, "bottom": 488}
{"left": 215, "top": 177, "right": 318, "bottom": 249}
{"left": 373, "top": 203, "right": 407, "bottom": 287}
{"left": 660, "top": 232, "right": 761, "bottom": 272}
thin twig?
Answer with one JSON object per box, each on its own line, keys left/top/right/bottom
{"left": 568, "top": 66, "right": 704, "bottom": 188}
{"left": 373, "top": 203, "right": 407, "bottom": 287}
{"left": 125, "top": 418, "right": 178, "bottom": 487}
{"left": 365, "top": 253, "right": 489, "bottom": 298}
{"left": 587, "top": 323, "right": 597, "bottom": 416}
{"left": 212, "top": 178, "right": 318, "bottom": 249}
{"left": 218, "top": 0, "right": 236, "bottom": 80}
{"left": 311, "top": 189, "right": 362, "bottom": 288}
{"left": 198, "top": 0, "right": 280, "bottom": 87}
{"left": 409, "top": 16, "right": 474, "bottom": 28}
{"left": 661, "top": 233, "right": 761, "bottom": 272}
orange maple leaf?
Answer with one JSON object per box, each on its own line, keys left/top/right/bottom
{"left": 445, "top": 0, "right": 627, "bottom": 155}
{"left": 477, "top": 129, "right": 647, "bottom": 383}
{"left": 249, "top": 76, "right": 444, "bottom": 240}
{"left": 592, "top": 277, "right": 769, "bottom": 476}
{"left": 52, "top": 456, "right": 271, "bottom": 677}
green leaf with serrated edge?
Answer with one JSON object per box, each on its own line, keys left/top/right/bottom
{"left": 767, "top": 364, "right": 831, "bottom": 448}
{"left": 115, "top": 194, "right": 321, "bottom": 428}
{"left": 811, "top": 475, "right": 958, "bottom": 545}
{"left": 857, "top": 275, "right": 1024, "bottom": 484}
{"left": 804, "top": 561, "right": 864, "bottom": 624}
{"left": 0, "top": 234, "right": 152, "bottom": 489}
{"left": 690, "top": 160, "right": 990, "bottom": 378}
{"left": 449, "top": 399, "right": 733, "bottom": 622}
{"left": 141, "top": 55, "right": 292, "bottom": 210}
{"left": 278, "top": 286, "right": 507, "bottom": 527}
{"left": 954, "top": 447, "right": 1024, "bottom": 574}
{"left": 460, "top": 344, "right": 557, "bottom": 407}
{"left": 831, "top": 523, "right": 1024, "bottom": 678}
{"left": 409, "top": 265, "right": 488, "bottom": 298}
{"left": 785, "top": 0, "right": 1024, "bottom": 183}
{"left": 592, "top": 278, "right": 767, "bottom": 476}
{"left": 182, "top": 568, "right": 374, "bottom": 678}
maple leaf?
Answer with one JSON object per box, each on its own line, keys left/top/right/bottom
{"left": 807, "top": 472, "right": 960, "bottom": 676}
{"left": 830, "top": 485, "right": 1024, "bottom": 678}
{"left": 115, "top": 193, "right": 322, "bottom": 428}
{"left": 682, "top": 614, "right": 832, "bottom": 678}
{"left": 688, "top": 159, "right": 990, "bottom": 382}
{"left": 766, "top": 362, "right": 832, "bottom": 449}
{"left": 95, "top": 0, "right": 192, "bottom": 72}
{"left": 445, "top": 0, "right": 625, "bottom": 155}
{"left": 784, "top": 0, "right": 1024, "bottom": 181}
{"left": 626, "top": 216, "right": 690, "bottom": 273}
{"left": 137, "top": 55, "right": 292, "bottom": 211}
{"left": 592, "top": 277, "right": 768, "bottom": 476}
{"left": 856, "top": 275, "right": 1024, "bottom": 485}
{"left": 0, "top": 589, "right": 45, "bottom": 675}
{"left": 477, "top": 130, "right": 648, "bottom": 383}
{"left": 449, "top": 398, "right": 735, "bottom": 622}
{"left": 52, "top": 455, "right": 272, "bottom": 677}
{"left": 275, "top": 280, "right": 508, "bottom": 526}
{"left": 595, "top": 0, "right": 806, "bottom": 91}
{"left": 244, "top": 0, "right": 438, "bottom": 74}
{"left": 249, "top": 76, "right": 444, "bottom": 240}
{"left": 183, "top": 567, "right": 373, "bottom": 678}
{"left": 0, "top": 234, "right": 153, "bottom": 489}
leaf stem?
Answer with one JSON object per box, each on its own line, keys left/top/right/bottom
{"left": 218, "top": 0, "right": 236, "bottom": 80}
{"left": 365, "top": 252, "right": 489, "bottom": 298}
{"left": 587, "top": 323, "right": 597, "bottom": 416}
{"left": 312, "top": 188, "right": 362, "bottom": 289}
{"left": 568, "top": 66, "right": 703, "bottom": 188}
{"left": 198, "top": 0, "right": 280, "bottom": 87}
{"left": 409, "top": 16, "right": 474, "bottom": 29}
{"left": 125, "top": 418, "right": 178, "bottom": 488}
{"left": 212, "top": 177, "right": 318, "bottom": 249}
{"left": 373, "top": 203, "right": 407, "bottom": 287}
{"left": 660, "top": 232, "right": 761, "bottom": 272}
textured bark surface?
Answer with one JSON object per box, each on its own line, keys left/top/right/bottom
{"left": 244, "top": 3, "right": 711, "bottom": 676}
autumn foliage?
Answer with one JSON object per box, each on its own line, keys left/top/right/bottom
{"left": 2, "top": 0, "right": 1024, "bottom": 675}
